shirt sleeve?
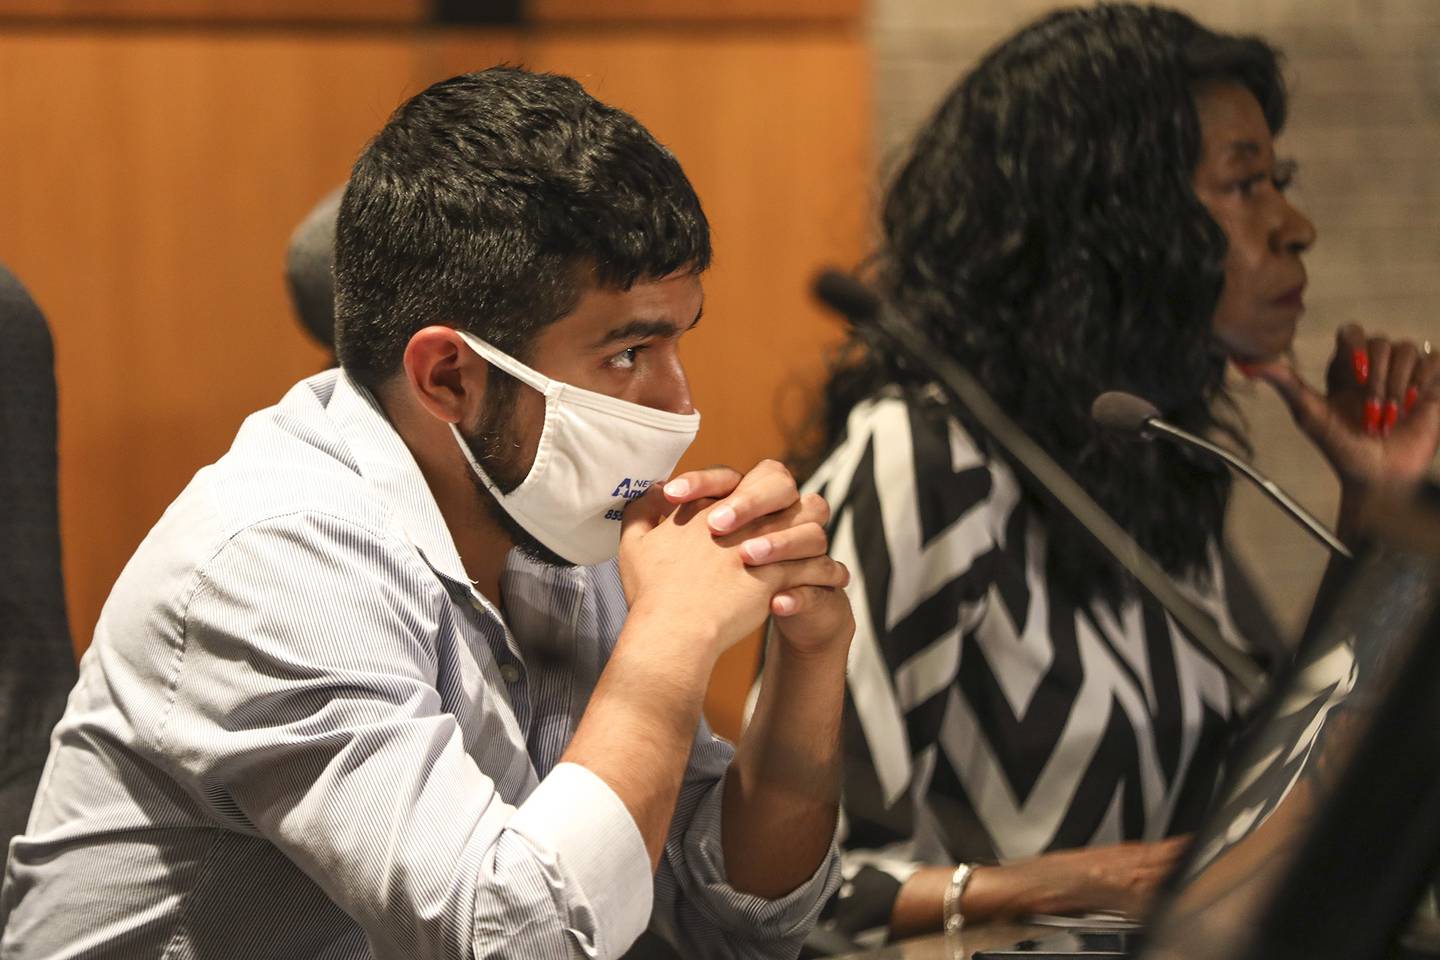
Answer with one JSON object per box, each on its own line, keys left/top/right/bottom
{"left": 805, "top": 392, "right": 1006, "bottom": 942}
{"left": 157, "top": 512, "right": 652, "bottom": 960}
{"left": 648, "top": 716, "right": 842, "bottom": 959}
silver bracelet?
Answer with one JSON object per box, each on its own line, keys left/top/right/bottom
{"left": 942, "top": 862, "right": 976, "bottom": 936}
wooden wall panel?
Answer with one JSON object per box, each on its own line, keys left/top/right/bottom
{"left": 0, "top": 28, "right": 520, "bottom": 657}
{"left": 0, "top": 23, "right": 867, "bottom": 742}
{"left": 526, "top": 30, "right": 871, "bottom": 737}
{"left": 0, "top": 0, "right": 424, "bottom": 24}
{"left": 529, "top": 0, "right": 863, "bottom": 24}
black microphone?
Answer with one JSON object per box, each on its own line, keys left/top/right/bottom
{"left": 813, "top": 269, "right": 1268, "bottom": 697}
{"left": 1091, "top": 390, "right": 1353, "bottom": 560}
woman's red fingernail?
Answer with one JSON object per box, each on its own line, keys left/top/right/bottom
{"left": 1383, "top": 401, "right": 1399, "bottom": 435}
{"left": 1364, "top": 398, "right": 1382, "bottom": 435}
{"left": 1353, "top": 349, "right": 1370, "bottom": 386}
{"left": 1234, "top": 360, "right": 1259, "bottom": 379}
{"left": 1406, "top": 386, "right": 1420, "bottom": 413}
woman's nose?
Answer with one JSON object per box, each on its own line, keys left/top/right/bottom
{"left": 1276, "top": 198, "right": 1317, "bottom": 255}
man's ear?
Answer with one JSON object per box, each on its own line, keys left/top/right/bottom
{"left": 402, "top": 326, "right": 488, "bottom": 426}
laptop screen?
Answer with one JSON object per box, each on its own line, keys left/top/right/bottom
{"left": 1138, "top": 539, "right": 1440, "bottom": 960}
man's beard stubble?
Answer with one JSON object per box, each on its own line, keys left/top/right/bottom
{"left": 463, "top": 369, "right": 574, "bottom": 570}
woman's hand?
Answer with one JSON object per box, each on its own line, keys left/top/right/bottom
{"left": 1245, "top": 324, "right": 1440, "bottom": 494}
{"left": 890, "top": 837, "right": 1189, "bottom": 938}
{"left": 977, "top": 836, "right": 1190, "bottom": 921}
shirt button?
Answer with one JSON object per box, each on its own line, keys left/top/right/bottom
{"left": 499, "top": 663, "right": 521, "bottom": 684}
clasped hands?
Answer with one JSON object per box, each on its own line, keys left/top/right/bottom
{"left": 618, "top": 459, "right": 854, "bottom": 662}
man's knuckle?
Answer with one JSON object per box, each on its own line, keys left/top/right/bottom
{"left": 801, "top": 492, "right": 829, "bottom": 518}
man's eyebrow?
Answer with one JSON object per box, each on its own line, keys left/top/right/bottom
{"left": 592, "top": 319, "right": 679, "bottom": 348}
{"left": 591, "top": 305, "right": 704, "bottom": 348}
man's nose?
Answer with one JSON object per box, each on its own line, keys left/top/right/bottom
{"left": 651, "top": 352, "right": 694, "bottom": 416}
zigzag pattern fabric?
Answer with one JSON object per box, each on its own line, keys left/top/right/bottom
{"left": 807, "top": 388, "right": 1250, "bottom": 939}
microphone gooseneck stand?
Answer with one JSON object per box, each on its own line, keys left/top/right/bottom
{"left": 1090, "top": 390, "right": 1353, "bottom": 561}
{"left": 813, "top": 270, "right": 1268, "bottom": 699}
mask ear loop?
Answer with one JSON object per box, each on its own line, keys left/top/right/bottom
{"left": 453, "top": 329, "right": 557, "bottom": 397}
{"left": 450, "top": 422, "right": 507, "bottom": 499}
{"left": 456, "top": 328, "right": 701, "bottom": 433}
{"left": 449, "top": 330, "right": 559, "bottom": 502}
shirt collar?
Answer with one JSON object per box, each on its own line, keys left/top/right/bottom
{"left": 325, "top": 369, "right": 477, "bottom": 591}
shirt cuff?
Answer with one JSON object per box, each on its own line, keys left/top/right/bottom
{"left": 507, "top": 761, "right": 653, "bottom": 957}
{"left": 681, "top": 777, "right": 843, "bottom": 939}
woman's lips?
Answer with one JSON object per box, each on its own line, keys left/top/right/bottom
{"left": 1273, "top": 286, "right": 1305, "bottom": 310}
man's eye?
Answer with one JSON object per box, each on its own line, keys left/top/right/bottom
{"left": 609, "top": 346, "right": 644, "bottom": 369}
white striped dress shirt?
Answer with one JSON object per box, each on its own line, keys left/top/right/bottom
{"left": 0, "top": 370, "right": 837, "bottom": 960}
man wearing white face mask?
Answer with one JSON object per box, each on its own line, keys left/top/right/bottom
{"left": 2, "top": 69, "right": 853, "bottom": 960}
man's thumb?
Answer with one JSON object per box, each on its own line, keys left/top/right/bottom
{"left": 619, "top": 484, "right": 671, "bottom": 543}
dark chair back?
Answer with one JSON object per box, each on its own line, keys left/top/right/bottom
{"left": 285, "top": 186, "right": 343, "bottom": 352}
{"left": 0, "top": 263, "right": 76, "bottom": 852}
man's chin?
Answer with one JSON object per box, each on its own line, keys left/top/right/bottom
{"left": 512, "top": 535, "right": 576, "bottom": 569}
{"left": 460, "top": 431, "right": 576, "bottom": 569}
{"left": 483, "top": 497, "right": 575, "bottom": 569}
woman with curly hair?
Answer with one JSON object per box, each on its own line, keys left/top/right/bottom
{"left": 807, "top": 3, "right": 1440, "bottom": 944}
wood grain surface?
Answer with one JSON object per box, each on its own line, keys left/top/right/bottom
{"left": 0, "top": 21, "right": 868, "bottom": 741}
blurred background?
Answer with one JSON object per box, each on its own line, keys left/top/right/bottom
{"left": 0, "top": 0, "right": 1434, "bottom": 741}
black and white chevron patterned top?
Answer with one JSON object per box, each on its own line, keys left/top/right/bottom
{"left": 805, "top": 388, "right": 1248, "bottom": 939}
{"left": 0, "top": 370, "right": 837, "bottom": 960}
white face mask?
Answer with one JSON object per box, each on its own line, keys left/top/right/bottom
{"left": 450, "top": 329, "right": 700, "bottom": 567}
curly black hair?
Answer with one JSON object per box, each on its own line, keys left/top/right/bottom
{"left": 814, "top": 4, "right": 1288, "bottom": 603}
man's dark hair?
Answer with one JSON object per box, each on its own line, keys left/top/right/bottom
{"left": 334, "top": 67, "right": 711, "bottom": 387}
{"left": 810, "top": 4, "right": 1288, "bottom": 603}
